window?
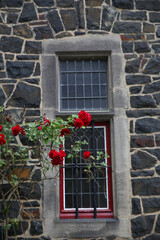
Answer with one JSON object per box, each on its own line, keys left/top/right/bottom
{"left": 60, "top": 122, "right": 113, "bottom": 219}
{"left": 42, "top": 35, "right": 130, "bottom": 238}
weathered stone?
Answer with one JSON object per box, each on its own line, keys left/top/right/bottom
{"left": 0, "top": 87, "right": 6, "bottom": 105}
{"left": 33, "top": 63, "right": 40, "bottom": 76}
{"left": 136, "top": 118, "right": 160, "bottom": 134}
{"left": 8, "top": 221, "right": 28, "bottom": 236}
{"left": 0, "top": 24, "right": 11, "bottom": 35}
{"left": 0, "top": 201, "right": 20, "bottom": 219}
{"left": 0, "top": 53, "right": 4, "bottom": 70}
{"left": 127, "top": 109, "right": 160, "bottom": 118}
{"left": 130, "top": 86, "right": 142, "bottom": 94}
{"left": 122, "top": 41, "right": 133, "bottom": 53}
{"left": 7, "top": 13, "right": 18, "bottom": 24}
{"left": 145, "top": 149, "right": 160, "bottom": 161}
{"left": 17, "top": 55, "right": 39, "bottom": 60}
{"left": 75, "top": 0, "right": 85, "bottom": 29}
{"left": 86, "top": 0, "right": 103, "bottom": 6}
{"left": 21, "top": 208, "right": 40, "bottom": 219}
{"left": 33, "top": 0, "right": 54, "bottom": 7}
{"left": 57, "top": 0, "right": 74, "bottom": 7}
{"left": 24, "top": 41, "right": 42, "bottom": 54}
{"left": 142, "top": 198, "right": 160, "bottom": 213}
{"left": 24, "top": 78, "right": 39, "bottom": 85}
{"left": 3, "top": 84, "right": 14, "bottom": 98}
{"left": 5, "top": 54, "right": 14, "bottom": 60}
{"left": 0, "top": 72, "right": 6, "bottom": 78}
{"left": 0, "top": 36, "right": 23, "bottom": 53}
{"left": 130, "top": 120, "right": 133, "bottom": 133}
{"left": 18, "top": 183, "right": 41, "bottom": 199}
{"left": 113, "top": 21, "right": 141, "bottom": 33}
{"left": 121, "top": 11, "right": 147, "bottom": 20}
{"left": 131, "top": 215, "right": 155, "bottom": 238}
{"left": 132, "top": 178, "right": 160, "bottom": 196}
{"left": 152, "top": 44, "right": 160, "bottom": 53}
{"left": 34, "top": 25, "right": 54, "bottom": 40}
{"left": 19, "top": 3, "right": 38, "bottom": 22}
{"left": 143, "top": 234, "right": 160, "bottom": 240}
{"left": 7, "top": 61, "right": 34, "bottom": 78}
{"left": 113, "top": 0, "right": 133, "bottom": 9}
{"left": 126, "top": 75, "right": 151, "bottom": 85}
{"left": 121, "top": 34, "right": 145, "bottom": 41}
{"left": 131, "top": 135, "right": 154, "bottom": 148}
{"left": 136, "top": 0, "right": 160, "bottom": 11}
{"left": 101, "top": 6, "right": 117, "bottom": 31}
{"left": 8, "top": 82, "right": 40, "bottom": 108}
{"left": 153, "top": 93, "right": 160, "bottom": 105}
{"left": 156, "top": 165, "right": 160, "bottom": 175}
{"left": 23, "top": 201, "right": 40, "bottom": 207}
{"left": 86, "top": 8, "right": 101, "bottom": 30}
{"left": 30, "top": 221, "right": 43, "bottom": 235}
{"left": 135, "top": 41, "right": 151, "bottom": 53}
{"left": 13, "top": 24, "right": 33, "bottom": 39}
{"left": 131, "top": 170, "right": 154, "bottom": 177}
{"left": 46, "top": 10, "right": 63, "bottom": 33}
{"left": 156, "top": 135, "right": 160, "bottom": 147}
{"left": 132, "top": 198, "right": 141, "bottom": 214}
{"left": 143, "top": 81, "right": 160, "bottom": 94}
{"left": 32, "top": 169, "right": 41, "bottom": 181}
{"left": 5, "top": 0, "right": 23, "bottom": 7}
{"left": 155, "top": 214, "right": 160, "bottom": 233}
{"left": 130, "top": 95, "right": 157, "bottom": 108}
{"left": 146, "top": 34, "right": 155, "bottom": 40}
{"left": 149, "top": 12, "right": 160, "bottom": 22}
{"left": 60, "top": 9, "right": 77, "bottom": 31}
{"left": 144, "top": 57, "right": 160, "bottom": 74}
{"left": 125, "top": 59, "right": 141, "bottom": 73}
{"left": 132, "top": 150, "right": 156, "bottom": 170}
{"left": 156, "top": 26, "right": 160, "bottom": 38}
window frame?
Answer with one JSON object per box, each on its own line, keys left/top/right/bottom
{"left": 59, "top": 121, "right": 113, "bottom": 219}
{"left": 42, "top": 35, "right": 130, "bottom": 239}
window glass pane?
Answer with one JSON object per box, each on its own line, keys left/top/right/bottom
{"left": 77, "top": 85, "right": 83, "bottom": 97}
{"left": 92, "top": 73, "right": 99, "bottom": 84}
{"left": 68, "top": 61, "right": 75, "bottom": 71}
{"left": 100, "top": 72, "right": 106, "bottom": 84}
{"left": 100, "top": 61, "right": 106, "bottom": 71}
{"left": 61, "top": 99, "right": 68, "bottom": 110}
{"left": 69, "top": 86, "right": 75, "bottom": 97}
{"left": 77, "top": 73, "right": 83, "bottom": 84}
{"left": 93, "top": 99, "right": 100, "bottom": 108}
{"left": 76, "top": 61, "right": 83, "bottom": 71}
{"left": 84, "top": 60, "right": 91, "bottom": 71}
{"left": 61, "top": 74, "right": 67, "bottom": 85}
{"left": 101, "top": 99, "right": 107, "bottom": 109}
{"left": 85, "top": 99, "right": 92, "bottom": 109}
{"left": 101, "top": 85, "right": 107, "bottom": 97}
{"left": 92, "top": 60, "right": 99, "bottom": 70}
{"left": 93, "top": 85, "right": 100, "bottom": 97}
{"left": 68, "top": 73, "right": 75, "bottom": 85}
{"left": 84, "top": 73, "right": 91, "bottom": 84}
{"left": 69, "top": 99, "right": 76, "bottom": 109}
{"left": 85, "top": 85, "right": 91, "bottom": 97}
{"left": 60, "top": 61, "right": 67, "bottom": 71}
{"left": 61, "top": 86, "right": 67, "bottom": 97}
{"left": 77, "top": 99, "right": 84, "bottom": 109}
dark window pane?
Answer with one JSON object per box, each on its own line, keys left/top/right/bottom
{"left": 69, "top": 86, "right": 75, "bottom": 97}
{"left": 85, "top": 99, "right": 92, "bottom": 109}
{"left": 61, "top": 73, "right": 67, "bottom": 84}
{"left": 101, "top": 85, "right": 107, "bottom": 97}
{"left": 68, "top": 61, "right": 75, "bottom": 71}
{"left": 84, "top": 60, "right": 91, "bottom": 71}
{"left": 61, "top": 86, "right": 67, "bottom": 97}
{"left": 93, "top": 85, "right": 100, "bottom": 97}
{"left": 100, "top": 73, "right": 106, "bottom": 84}
{"left": 65, "top": 180, "right": 73, "bottom": 193}
{"left": 77, "top": 73, "right": 83, "bottom": 84}
{"left": 93, "top": 99, "right": 100, "bottom": 108}
{"left": 77, "top": 99, "right": 84, "bottom": 109}
{"left": 60, "top": 61, "right": 67, "bottom": 71}
{"left": 92, "top": 73, "right": 99, "bottom": 84}
{"left": 69, "top": 99, "right": 76, "bottom": 109}
{"left": 65, "top": 195, "right": 73, "bottom": 208}
{"left": 76, "top": 61, "right": 83, "bottom": 71}
{"left": 85, "top": 85, "right": 91, "bottom": 97}
{"left": 84, "top": 73, "right": 91, "bottom": 84}
{"left": 101, "top": 99, "right": 107, "bottom": 109}
{"left": 68, "top": 73, "right": 75, "bottom": 85}
{"left": 100, "top": 61, "right": 106, "bottom": 71}
{"left": 61, "top": 99, "right": 68, "bottom": 109}
{"left": 77, "top": 85, "right": 83, "bottom": 97}
{"left": 92, "top": 60, "right": 99, "bottom": 70}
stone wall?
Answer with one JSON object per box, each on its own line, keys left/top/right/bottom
{"left": 0, "top": 0, "right": 160, "bottom": 239}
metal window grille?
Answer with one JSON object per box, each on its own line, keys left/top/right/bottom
{"left": 62, "top": 121, "right": 110, "bottom": 219}
{"left": 60, "top": 59, "right": 107, "bottom": 111}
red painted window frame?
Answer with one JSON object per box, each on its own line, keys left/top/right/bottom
{"left": 59, "top": 121, "right": 113, "bottom": 219}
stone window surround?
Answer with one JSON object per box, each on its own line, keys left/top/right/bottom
{"left": 42, "top": 35, "right": 130, "bottom": 239}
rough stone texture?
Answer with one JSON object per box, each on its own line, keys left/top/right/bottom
{"left": 19, "top": 3, "right": 38, "bottom": 22}
{"left": 144, "top": 57, "right": 160, "bottom": 74}
{"left": 131, "top": 135, "right": 154, "bottom": 148}
{"left": 0, "top": 87, "right": 6, "bottom": 105}
{"left": 7, "top": 61, "right": 34, "bottom": 78}
{"left": 156, "top": 135, "right": 160, "bottom": 147}
{"left": 18, "top": 183, "right": 41, "bottom": 200}
{"left": 121, "top": 11, "right": 147, "bottom": 20}
{"left": 130, "top": 86, "right": 141, "bottom": 94}
{"left": 149, "top": 12, "right": 160, "bottom": 22}
{"left": 132, "top": 178, "right": 160, "bottom": 196}
{"left": 86, "top": 8, "right": 101, "bottom": 30}
{"left": 143, "top": 81, "right": 160, "bottom": 94}
{"left": 122, "top": 41, "right": 133, "bottom": 53}
{"left": 135, "top": 41, "right": 151, "bottom": 53}
{"left": 131, "top": 170, "right": 154, "bottom": 177}
{"left": 126, "top": 75, "right": 151, "bottom": 85}
{"left": 30, "top": 221, "right": 43, "bottom": 235}
{"left": 126, "top": 109, "right": 160, "bottom": 118}
{"left": 7, "top": 82, "right": 40, "bottom": 108}
{"left": 7, "top": 13, "right": 18, "bottom": 24}
{"left": 143, "top": 22, "right": 155, "bottom": 33}
{"left": 13, "top": 24, "right": 33, "bottom": 38}
{"left": 130, "top": 96, "right": 156, "bottom": 108}
{"left": 132, "top": 198, "right": 141, "bottom": 215}
{"left": 131, "top": 150, "right": 156, "bottom": 170}
{"left": 8, "top": 221, "right": 28, "bottom": 236}
{"left": 75, "top": 0, "right": 85, "bottom": 29}
{"left": 33, "top": 0, "right": 54, "bottom": 7}
{"left": 113, "top": 0, "right": 134, "bottom": 9}
{"left": 34, "top": 63, "right": 41, "bottom": 76}
{"left": 46, "top": 10, "right": 63, "bottom": 33}
{"left": 156, "top": 26, "right": 160, "bottom": 38}
{"left": 60, "top": 10, "right": 77, "bottom": 31}
{"left": 3, "top": 84, "right": 14, "bottom": 97}
{"left": 113, "top": 22, "right": 141, "bottom": 33}
{"left": 101, "top": 6, "right": 117, "bottom": 31}
{"left": 0, "top": 53, "right": 4, "bottom": 70}
{"left": 5, "top": 0, "right": 23, "bottom": 7}
{"left": 135, "top": 118, "right": 160, "bottom": 133}
{"left": 143, "top": 198, "right": 160, "bottom": 213}
{"left": 0, "top": 36, "right": 23, "bottom": 53}
{"left": 0, "top": 24, "right": 11, "bottom": 35}
{"left": 135, "top": 0, "right": 160, "bottom": 11}
{"left": 152, "top": 44, "right": 160, "bottom": 53}
{"left": 131, "top": 215, "right": 155, "bottom": 238}
{"left": 57, "top": 0, "right": 74, "bottom": 7}
{"left": 156, "top": 165, "right": 160, "bottom": 175}
{"left": 145, "top": 149, "right": 160, "bottom": 161}
{"left": 143, "top": 234, "right": 160, "bottom": 240}
{"left": 154, "top": 93, "right": 160, "bottom": 105}
{"left": 23, "top": 201, "right": 40, "bottom": 207}
{"left": 86, "top": 0, "right": 103, "bottom": 6}
{"left": 34, "top": 25, "right": 54, "bottom": 40}
{"left": 24, "top": 41, "right": 42, "bottom": 54}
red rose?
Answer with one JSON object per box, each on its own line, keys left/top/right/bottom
{"left": 78, "top": 110, "right": 91, "bottom": 126}
{"left": 60, "top": 128, "right": 70, "bottom": 136}
{"left": 59, "top": 150, "right": 66, "bottom": 158}
{"left": 48, "top": 149, "right": 56, "bottom": 159}
{"left": 12, "top": 124, "right": 25, "bottom": 136}
{"left": 83, "top": 151, "right": 91, "bottom": 159}
{"left": 0, "top": 125, "right": 3, "bottom": 132}
{"left": 74, "top": 118, "right": 84, "bottom": 128}
{"left": 49, "top": 149, "right": 65, "bottom": 166}
{"left": 0, "top": 134, "right": 6, "bottom": 145}
{"left": 38, "top": 126, "right": 42, "bottom": 130}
